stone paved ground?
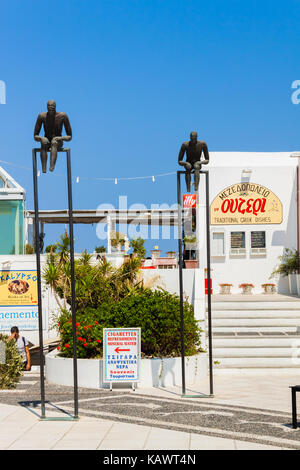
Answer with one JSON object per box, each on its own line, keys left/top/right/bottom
{"left": 0, "top": 372, "right": 299, "bottom": 449}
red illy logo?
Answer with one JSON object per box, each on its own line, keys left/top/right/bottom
{"left": 183, "top": 194, "right": 197, "bottom": 208}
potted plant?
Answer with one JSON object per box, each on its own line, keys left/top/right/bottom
{"left": 239, "top": 283, "right": 254, "bottom": 294}
{"left": 219, "top": 283, "right": 233, "bottom": 295}
{"left": 261, "top": 283, "right": 276, "bottom": 294}
{"left": 183, "top": 234, "right": 198, "bottom": 268}
{"left": 271, "top": 248, "right": 300, "bottom": 295}
{"left": 184, "top": 234, "right": 197, "bottom": 250}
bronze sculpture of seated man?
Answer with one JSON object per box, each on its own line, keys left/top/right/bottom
{"left": 34, "top": 100, "right": 72, "bottom": 173}
{"left": 178, "top": 131, "right": 209, "bottom": 192}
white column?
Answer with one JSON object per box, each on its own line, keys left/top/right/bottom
{"left": 196, "top": 178, "right": 207, "bottom": 270}
{"left": 107, "top": 215, "right": 112, "bottom": 254}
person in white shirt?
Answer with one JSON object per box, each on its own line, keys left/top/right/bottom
{"left": 9, "top": 326, "right": 31, "bottom": 371}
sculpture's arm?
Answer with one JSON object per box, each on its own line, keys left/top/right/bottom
{"left": 62, "top": 115, "right": 72, "bottom": 142}
{"left": 34, "top": 114, "right": 45, "bottom": 143}
{"left": 201, "top": 142, "right": 209, "bottom": 164}
{"left": 178, "top": 144, "right": 186, "bottom": 166}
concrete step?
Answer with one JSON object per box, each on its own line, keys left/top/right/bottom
{"left": 211, "top": 301, "right": 300, "bottom": 310}
{"left": 214, "top": 347, "right": 298, "bottom": 358}
{"left": 213, "top": 326, "right": 299, "bottom": 333}
{"left": 212, "top": 310, "right": 300, "bottom": 319}
{"left": 212, "top": 318, "right": 300, "bottom": 327}
{"left": 213, "top": 337, "right": 300, "bottom": 347}
{"left": 214, "top": 357, "right": 300, "bottom": 368}
{"left": 214, "top": 368, "right": 300, "bottom": 376}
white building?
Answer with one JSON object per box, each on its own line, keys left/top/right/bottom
{"left": 197, "top": 152, "right": 298, "bottom": 294}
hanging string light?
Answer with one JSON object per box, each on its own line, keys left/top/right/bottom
{"left": 0, "top": 159, "right": 177, "bottom": 184}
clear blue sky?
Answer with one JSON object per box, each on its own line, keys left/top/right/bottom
{"left": 1, "top": 0, "right": 300, "bottom": 255}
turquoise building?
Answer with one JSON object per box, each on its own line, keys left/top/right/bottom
{"left": 0, "top": 167, "right": 25, "bottom": 255}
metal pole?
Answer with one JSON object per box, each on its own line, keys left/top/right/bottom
{"left": 32, "top": 149, "right": 46, "bottom": 419}
{"left": 177, "top": 171, "right": 186, "bottom": 396}
{"left": 205, "top": 171, "right": 214, "bottom": 396}
{"left": 66, "top": 149, "right": 79, "bottom": 418}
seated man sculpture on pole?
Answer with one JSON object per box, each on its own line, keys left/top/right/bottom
{"left": 34, "top": 100, "right": 72, "bottom": 173}
{"left": 178, "top": 131, "right": 209, "bottom": 193}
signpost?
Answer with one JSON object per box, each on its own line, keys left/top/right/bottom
{"left": 103, "top": 328, "right": 141, "bottom": 391}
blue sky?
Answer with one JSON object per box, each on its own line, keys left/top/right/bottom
{"left": 1, "top": 0, "right": 300, "bottom": 255}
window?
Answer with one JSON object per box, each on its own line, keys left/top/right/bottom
{"left": 251, "top": 231, "right": 266, "bottom": 255}
{"left": 230, "top": 231, "right": 246, "bottom": 255}
{"left": 212, "top": 232, "right": 225, "bottom": 256}
{"left": 0, "top": 200, "right": 24, "bottom": 255}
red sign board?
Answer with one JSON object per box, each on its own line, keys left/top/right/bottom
{"left": 183, "top": 194, "right": 197, "bottom": 208}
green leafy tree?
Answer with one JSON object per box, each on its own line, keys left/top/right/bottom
{"left": 130, "top": 237, "right": 146, "bottom": 259}
{"left": 45, "top": 244, "right": 58, "bottom": 253}
{"left": 110, "top": 231, "right": 126, "bottom": 250}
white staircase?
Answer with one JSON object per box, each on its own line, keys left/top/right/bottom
{"left": 211, "top": 297, "right": 300, "bottom": 375}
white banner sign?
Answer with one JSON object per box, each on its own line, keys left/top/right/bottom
{"left": 103, "top": 328, "right": 141, "bottom": 383}
{"left": 0, "top": 307, "right": 47, "bottom": 331}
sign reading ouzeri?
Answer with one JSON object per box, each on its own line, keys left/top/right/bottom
{"left": 210, "top": 182, "right": 283, "bottom": 225}
{"left": 103, "top": 328, "right": 141, "bottom": 383}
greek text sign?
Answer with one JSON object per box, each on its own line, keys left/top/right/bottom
{"left": 210, "top": 183, "right": 283, "bottom": 225}
{"left": 103, "top": 328, "right": 141, "bottom": 383}
{"left": 0, "top": 270, "right": 38, "bottom": 306}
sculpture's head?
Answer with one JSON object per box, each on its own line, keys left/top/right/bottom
{"left": 190, "top": 131, "right": 198, "bottom": 143}
{"left": 47, "top": 100, "right": 56, "bottom": 115}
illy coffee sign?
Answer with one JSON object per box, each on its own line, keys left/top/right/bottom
{"left": 183, "top": 194, "right": 197, "bottom": 208}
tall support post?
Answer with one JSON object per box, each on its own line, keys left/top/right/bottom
{"left": 205, "top": 170, "right": 213, "bottom": 396}
{"left": 66, "top": 149, "right": 79, "bottom": 419}
{"left": 32, "top": 148, "right": 78, "bottom": 420}
{"left": 177, "top": 171, "right": 186, "bottom": 396}
{"left": 177, "top": 170, "right": 214, "bottom": 399}
{"left": 32, "top": 149, "right": 46, "bottom": 419}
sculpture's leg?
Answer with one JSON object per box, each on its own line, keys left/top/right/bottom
{"left": 193, "top": 162, "right": 202, "bottom": 192}
{"left": 40, "top": 145, "right": 48, "bottom": 173}
{"left": 182, "top": 162, "right": 192, "bottom": 193}
{"left": 185, "top": 172, "right": 191, "bottom": 193}
{"left": 49, "top": 140, "right": 62, "bottom": 172}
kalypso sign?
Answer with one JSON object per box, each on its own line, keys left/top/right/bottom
{"left": 103, "top": 328, "right": 141, "bottom": 383}
{"left": 0, "top": 270, "right": 41, "bottom": 331}
{"left": 210, "top": 182, "right": 283, "bottom": 225}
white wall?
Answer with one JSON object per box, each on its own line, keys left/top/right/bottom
{"left": 196, "top": 153, "right": 298, "bottom": 294}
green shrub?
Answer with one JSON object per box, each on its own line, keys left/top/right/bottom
{"left": 25, "top": 243, "right": 34, "bottom": 254}
{"left": 0, "top": 335, "right": 24, "bottom": 389}
{"left": 271, "top": 248, "right": 300, "bottom": 278}
{"left": 57, "top": 310, "right": 103, "bottom": 359}
{"left": 56, "top": 288, "right": 203, "bottom": 359}
{"left": 95, "top": 245, "right": 106, "bottom": 254}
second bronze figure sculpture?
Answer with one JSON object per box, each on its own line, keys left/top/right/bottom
{"left": 178, "top": 131, "right": 209, "bottom": 192}
{"left": 34, "top": 100, "right": 72, "bottom": 173}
